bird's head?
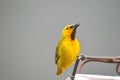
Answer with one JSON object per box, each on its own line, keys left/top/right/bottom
{"left": 61, "top": 23, "right": 80, "bottom": 40}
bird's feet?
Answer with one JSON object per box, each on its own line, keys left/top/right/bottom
{"left": 70, "top": 76, "right": 75, "bottom": 80}
{"left": 65, "top": 69, "right": 75, "bottom": 80}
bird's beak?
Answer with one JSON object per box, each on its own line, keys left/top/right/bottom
{"left": 71, "top": 23, "right": 80, "bottom": 40}
{"left": 71, "top": 23, "right": 80, "bottom": 30}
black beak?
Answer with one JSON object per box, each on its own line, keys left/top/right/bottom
{"left": 71, "top": 23, "right": 80, "bottom": 40}
{"left": 71, "top": 23, "right": 80, "bottom": 30}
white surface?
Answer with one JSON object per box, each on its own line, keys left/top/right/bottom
{"left": 65, "top": 74, "right": 120, "bottom": 80}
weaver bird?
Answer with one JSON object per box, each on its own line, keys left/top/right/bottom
{"left": 54, "top": 23, "right": 80, "bottom": 75}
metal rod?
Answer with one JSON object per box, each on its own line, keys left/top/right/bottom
{"left": 71, "top": 56, "right": 80, "bottom": 80}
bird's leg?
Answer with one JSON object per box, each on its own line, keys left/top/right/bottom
{"left": 65, "top": 69, "right": 75, "bottom": 80}
{"left": 65, "top": 69, "right": 72, "bottom": 77}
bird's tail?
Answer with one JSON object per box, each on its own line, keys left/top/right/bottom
{"left": 56, "top": 66, "right": 64, "bottom": 75}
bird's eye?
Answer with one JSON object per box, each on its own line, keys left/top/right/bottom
{"left": 66, "top": 27, "right": 69, "bottom": 30}
{"left": 70, "top": 26, "right": 73, "bottom": 29}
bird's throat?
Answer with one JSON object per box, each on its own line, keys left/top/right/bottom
{"left": 71, "top": 30, "right": 76, "bottom": 40}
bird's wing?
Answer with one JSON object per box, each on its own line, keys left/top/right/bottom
{"left": 55, "top": 48, "right": 59, "bottom": 64}
{"left": 54, "top": 40, "right": 73, "bottom": 64}
{"left": 54, "top": 41, "right": 61, "bottom": 64}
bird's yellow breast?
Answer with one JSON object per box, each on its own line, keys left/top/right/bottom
{"left": 56, "top": 38, "right": 80, "bottom": 69}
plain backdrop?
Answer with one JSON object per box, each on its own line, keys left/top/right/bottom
{"left": 0, "top": 0, "right": 120, "bottom": 80}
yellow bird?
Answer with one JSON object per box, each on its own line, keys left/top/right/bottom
{"left": 54, "top": 23, "right": 80, "bottom": 75}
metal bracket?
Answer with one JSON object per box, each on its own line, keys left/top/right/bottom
{"left": 71, "top": 55, "right": 120, "bottom": 80}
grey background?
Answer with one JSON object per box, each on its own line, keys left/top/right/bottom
{"left": 0, "top": 0, "right": 120, "bottom": 80}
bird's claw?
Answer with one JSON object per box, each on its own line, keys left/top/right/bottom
{"left": 70, "top": 76, "right": 75, "bottom": 80}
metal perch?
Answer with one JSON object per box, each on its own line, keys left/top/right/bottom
{"left": 71, "top": 55, "right": 120, "bottom": 80}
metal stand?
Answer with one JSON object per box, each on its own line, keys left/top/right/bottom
{"left": 71, "top": 55, "right": 120, "bottom": 80}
